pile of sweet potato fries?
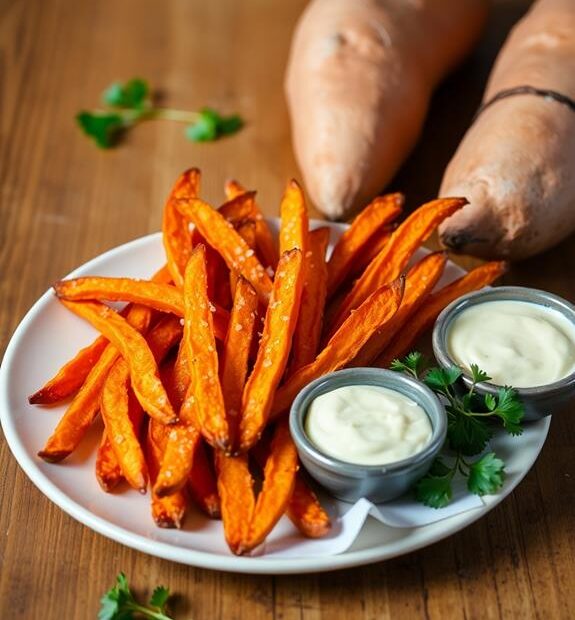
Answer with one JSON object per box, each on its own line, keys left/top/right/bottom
{"left": 30, "top": 169, "right": 505, "bottom": 555}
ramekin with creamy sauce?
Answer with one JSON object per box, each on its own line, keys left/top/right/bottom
{"left": 289, "top": 368, "right": 447, "bottom": 503}
{"left": 433, "top": 286, "right": 575, "bottom": 421}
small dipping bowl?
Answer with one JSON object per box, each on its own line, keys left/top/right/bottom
{"left": 433, "top": 286, "right": 575, "bottom": 422}
{"left": 289, "top": 368, "right": 447, "bottom": 503}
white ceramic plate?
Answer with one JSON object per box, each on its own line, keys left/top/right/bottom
{"left": 0, "top": 220, "right": 550, "bottom": 574}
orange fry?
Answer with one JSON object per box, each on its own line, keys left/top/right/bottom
{"left": 327, "top": 193, "right": 403, "bottom": 296}
{"left": 219, "top": 191, "right": 257, "bottom": 224}
{"left": 54, "top": 277, "right": 229, "bottom": 341}
{"left": 58, "top": 300, "right": 176, "bottom": 424}
{"left": 215, "top": 451, "right": 255, "bottom": 555}
{"left": 279, "top": 179, "right": 308, "bottom": 255}
{"left": 272, "top": 277, "right": 405, "bottom": 417}
{"left": 351, "top": 251, "right": 447, "bottom": 367}
{"left": 229, "top": 220, "right": 257, "bottom": 298}
{"left": 238, "top": 248, "right": 304, "bottom": 452}
{"left": 221, "top": 277, "right": 258, "bottom": 448}
{"left": 38, "top": 304, "right": 153, "bottom": 462}
{"left": 187, "top": 442, "right": 221, "bottom": 518}
{"left": 238, "top": 420, "right": 298, "bottom": 554}
{"left": 175, "top": 197, "right": 272, "bottom": 303}
{"left": 183, "top": 245, "right": 230, "bottom": 451}
{"left": 376, "top": 261, "right": 507, "bottom": 368}
{"left": 350, "top": 228, "right": 394, "bottom": 279}
{"left": 162, "top": 168, "right": 200, "bottom": 287}
{"left": 95, "top": 430, "right": 123, "bottom": 492}
{"left": 147, "top": 420, "right": 187, "bottom": 528}
{"left": 287, "top": 474, "right": 331, "bottom": 538}
{"left": 328, "top": 198, "right": 467, "bottom": 335}
{"left": 225, "top": 179, "right": 278, "bottom": 269}
{"left": 289, "top": 227, "right": 330, "bottom": 375}
{"left": 100, "top": 360, "right": 148, "bottom": 493}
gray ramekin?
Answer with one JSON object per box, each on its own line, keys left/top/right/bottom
{"left": 289, "top": 368, "right": 447, "bottom": 504}
{"left": 433, "top": 286, "right": 575, "bottom": 422}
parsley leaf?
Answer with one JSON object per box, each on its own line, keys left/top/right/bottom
{"left": 414, "top": 461, "right": 453, "bottom": 509}
{"left": 424, "top": 366, "right": 462, "bottom": 395}
{"left": 492, "top": 387, "right": 524, "bottom": 435}
{"left": 186, "top": 107, "right": 244, "bottom": 142}
{"left": 467, "top": 453, "right": 505, "bottom": 495}
{"left": 76, "top": 112, "right": 125, "bottom": 148}
{"left": 470, "top": 363, "right": 491, "bottom": 385}
{"left": 390, "top": 352, "right": 427, "bottom": 378}
{"left": 447, "top": 406, "right": 493, "bottom": 455}
{"left": 103, "top": 78, "right": 150, "bottom": 109}
{"left": 99, "top": 573, "right": 174, "bottom": 620}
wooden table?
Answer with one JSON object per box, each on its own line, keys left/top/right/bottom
{"left": 2, "top": 0, "right": 574, "bottom": 618}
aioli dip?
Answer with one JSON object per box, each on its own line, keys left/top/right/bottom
{"left": 447, "top": 300, "right": 575, "bottom": 388}
{"left": 305, "top": 385, "right": 432, "bottom": 466}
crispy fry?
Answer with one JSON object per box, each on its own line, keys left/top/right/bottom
{"left": 187, "top": 442, "right": 221, "bottom": 518}
{"left": 287, "top": 474, "right": 331, "bottom": 538}
{"left": 29, "top": 336, "right": 109, "bottom": 405}
{"left": 327, "top": 198, "right": 467, "bottom": 335}
{"left": 58, "top": 300, "right": 176, "bottom": 424}
{"left": 162, "top": 168, "right": 200, "bottom": 287}
{"left": 375, "top": 261, "right": 507, "bottom": 367}
{"left": 221, "top": 277, "right": 258, "bottom": 448}
{"left": 271, "top": 276, "right": 405, "bottom": 417}
{"left": 38, "top": 303, "right": 154, "bottom": 462}
{"left": 184, "top": 245, "right": 230, "bottom": 451}
{"left": 54, "top": 277, "right": 229, "bottom": 340}
{"left": 215, "top": 451, "right": 255, "bottom": 555}
{"left": 147, "top": 420, "right": 187, "bottom": 528}
{"left": 175, "top": 197, "right": 272, "bottom": 303}
{"left": 279, "top": 179, "right": 308, "bottom": 255}
{"left": 351, "top": 252, "right": 447, "bottom": 367}
{"left": 239, "top": 249, "right": 304, "bottom": 452}
{"left": 289, "top": 227, "right": 330, "bottom": 374}
{"left": 238, "top": 420, "right": 298, "bottom": 554}
{"left": 327, "top": 193, "right": 403, "bottom": 296}
{"left": 350, "top": 228, "right": 394, "bottom": 279}
{"left": 229, "top": 220, "right": 257, "bottom": 298}
{"left": 225, "top": 179, "right": 278, "bottom": 269}
{"left": 100, "top": 361, "right": 148, "bottom": 493}
{"left": 219, "top": 191, "right": 257, "bottom": 224}
{"left": 95, "top": 430, "right": 123, "bottom": 492}
{"left": 171, "top": 341, "right": 190, "bottom": 411}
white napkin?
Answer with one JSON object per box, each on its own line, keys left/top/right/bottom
{"left": 258, "top": 478, "right": 483, "bottom": 558}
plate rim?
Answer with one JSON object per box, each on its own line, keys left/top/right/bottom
{"left": 0, "top": 224, "right": 551, "bottom": 574}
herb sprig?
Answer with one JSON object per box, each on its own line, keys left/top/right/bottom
{"left": 391, "top": 352, "right": 524, "bottom": 508}
{"left": 77, "top": 78, "right": 243, "bottom": 148}
{"left": 99, "top": 573, "right": 174, "bottom": 620}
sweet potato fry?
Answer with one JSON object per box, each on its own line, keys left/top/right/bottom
{"left": 58, "top": 300, "right": 176, "bottom": 424}
{"left": 238, "top": 420, "right": 298, "bottom": 554}
{"left": 100, "top": 360, "right": 148, "bottom": 493}
{"left": 376, "top": 261, "right": 507, "bottom": 368}
{"left": 147, "top": 420, "right": 187, "bottom": 528}
{"left": 238, "top": 249, "right": 304, "bottom": 452}
{"left": 221, "top": 277, "right": 258, "bottom": 448}
{"left": 218, "top": 191, "right": 257, "bottom": 224}
{"left": 153, "top": 420, "right": 201, "bottom": 498}
{"left": 229, "top": 220, "right": 257, "bottom": 298}
{"left": 171, "top": 341, "right": 190, "bottom": 412}
{"left": 225, "top": 179, "right": 278, "bottom": 270}
{"left": 29, "top": 336, "right": 109, "bottom": 405}
{"left": 289, "top": 227, "right": 330, "bottom": 375}
{"left": 38, "top": 303, "right": 154, "bottom": 462}
{"left": 350, "top": 228, "right": 394, "bottom": 279}
{"left": 279, "top": 179, "right": 308, "bottom": 255}
{"left": 351, "top": 252, "right": 447, "bottom": 367}
{"left": 95, "top": 430, "right": 123, "bottom": 492}
{"left": 327, "top": 198, "right": 467, "bottom": 335}
{"left": 215, "top": 450, "right": 255, "bottom": 555}
{"left": 162, "top": 168, "right": 200, "bottom": 287}
{"left": 327, "top": 193, "right": 403, "bottom": 296}
{"left": 271, "top": 276, "right": 405, "bottom": 417}
{"left": 187, "top": 442, "right": 221, "bottom": 518}
{"left": 54, "top": 277, "right": 229, "bottom": 341}
{"left": 287, "top": 474, "right": 331, "bottom": 538}
{"left": 183, "top": 245, "right": 230, "bottom": 451}
{"left": 175, "top": 197, "right": 272, "bottom": 303}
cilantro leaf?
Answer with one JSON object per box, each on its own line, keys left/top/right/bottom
{"left": 470, "top": 363, "right": 491, "bottom": 385}
{"left": 467, "top": 452, "right": 505, "bottom": 496}
{"left": 447, "top": 407, "right": 493, "bottom": 455}
{"left": 492, "top": 387, "right": 524, "bottom": 435}
{"left": 424, "top": 366, "right": 462, "bottom": 394}
{"left": 484, "top": 393, "right": 497, "bottom": 411}
{"left": 390, "top": 352, "right": 426, "bottom": 378}
{"left": 186, "top": 107, "right": 244, "bottom": 142}
{"left": 76, "top": 112, "right": 125, "bottom": 148}
{"left": 103, "top": 78, "right": 150, "bottom": 109}
{"left": 414, "top": 467, "right": 453, "bottom": 508}
{"left": 150, "top": 585, "right": 170, "bottom": 611}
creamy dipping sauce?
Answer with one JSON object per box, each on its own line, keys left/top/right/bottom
{"left": 447, "top": 300, "right": 575, "bottom": 388}
{"left": 305, "top": 385, "right": 432, "bottom": 466}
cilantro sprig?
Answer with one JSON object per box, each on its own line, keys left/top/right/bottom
{"left": 99, "top": 573, "right": 174, "bottom": 620}
{"left": 77, "top": 78, "right": 243, "bottom": 148}
{"left": 391, "top": 352, "right": 524, "bottom": 508}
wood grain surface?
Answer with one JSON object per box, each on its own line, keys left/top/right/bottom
{"left": 1, "top": 0, "right": 574, "bottom": 618}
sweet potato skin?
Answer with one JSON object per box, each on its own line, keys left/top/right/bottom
{"left": 285, "top": 0, "right": 488, "bottom": 219}
{"left": 439, "top": 0, "right": 575, "bottom": 260}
